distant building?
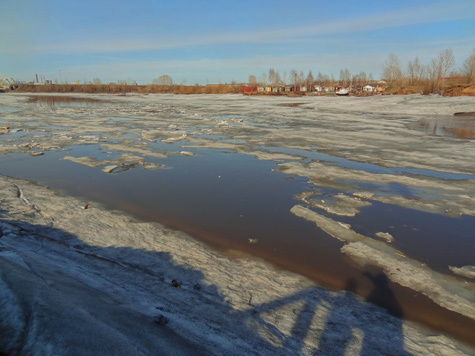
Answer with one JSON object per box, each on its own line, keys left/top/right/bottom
{"left": 241, "top": 86, "right": 257, "bottom": 93}
{"left": 363, "top": 85, "right": 376, "bottom": 92}
{"left": 314, "top": 85, "right": 324, "bottom": 92}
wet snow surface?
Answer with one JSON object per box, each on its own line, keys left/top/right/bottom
{"left": 1, "top": 93, "right": 475, "bottom": 355}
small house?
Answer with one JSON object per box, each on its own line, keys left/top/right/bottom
{"left": 363, "top": 85, "right": 376, "bottom": 92}
{"left": 241, "top": 86, "right": 257, "bottom": 93}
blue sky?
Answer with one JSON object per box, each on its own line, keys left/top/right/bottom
{"left": 1, "top": 0, "right": 474, "bottom": 84}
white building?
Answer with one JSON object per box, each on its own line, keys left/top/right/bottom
{"left": 363, "top": 85, "right": 376, "bottom": 92}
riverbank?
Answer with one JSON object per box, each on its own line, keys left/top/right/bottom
{"left": 12, "top": 82, "right": 475, "bottom": 96}
{"left": 1, "top": 174, "right": 473, "bottom": 355}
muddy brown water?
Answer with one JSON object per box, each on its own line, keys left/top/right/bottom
{"left": 1, "top": 148, "right": 474, "bottom": 347}
{"left": 408, "top": 116, "right": 475, "bottom": 139}
{"left": 27, "top": 95, "right": 112, "bottom": 106}
{"left": 1, "top": 95, "right": 474, "bottom": 346}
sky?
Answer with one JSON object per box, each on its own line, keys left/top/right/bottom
{"left": 1, "top": 0, "right": 474, "bottom": 85}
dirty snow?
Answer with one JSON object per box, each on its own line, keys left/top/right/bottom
{"left": 0, "top": 175, "right": 473, "bottom": 355}
{"left": 1, "top": 92, "right": 475, "bottom": 354}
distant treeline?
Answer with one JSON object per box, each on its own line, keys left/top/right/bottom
{"left": 15, "top": 80, "right": 475, "bottom": 97}
{"left": 15, "top": 84, "right": 242, "bottom": 94}
{"left": 12, "top": 48, "right": 475, "bottom": 96}
{"left": 15, "top": 83, "right": 242, "bottom": 95}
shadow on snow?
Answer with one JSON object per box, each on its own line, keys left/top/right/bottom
{"left": 0, "top": 211, "right": 410, "bottom": 355}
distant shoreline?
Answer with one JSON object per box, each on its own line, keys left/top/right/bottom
{"left": 10, "top": 82, "right": 475, "bottom": 97}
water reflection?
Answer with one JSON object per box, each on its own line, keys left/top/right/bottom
{"left": 27, "top": 95, "right": 112, "bottom": 107}
{"left": 408, "top": 117, "right": 475, "bottom": 139}
{"left": 364, "top": 272, "right": 403, "bottom": 318}
{"left": 317, "top": 273, "right": 409, "bottom": 355}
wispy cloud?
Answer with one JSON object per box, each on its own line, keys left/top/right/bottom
{"left": 5, "top": 1, "right": 474, "bottom": 84}
{"left": 6, "top": 1, "right": 473, "bottom": 55}
{"left": 38, "top": 31, "right": 475, "bottom": 85}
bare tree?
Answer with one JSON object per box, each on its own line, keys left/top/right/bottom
{"left": 273, "top": 71, "right": 281, "bottom": 86}
{"left": 339, "top": 68, "right": 351, "bottom": 86}
{"left": 268, "top": 68, "right": 275, "bottom": 85}
{"left": 305, "top": 70, "right": 314, "bottom": 88}
{"left": 427, "top": 49, "right": 455, "bottom": 91}
{"left": 353, "top": 71, "right": 367, "bottom": 87}
{"left": 298, "top": 71, "right": 305, "bottom": 85}
{"left": 361, "top": 72, "right": 368, "bottom": 85}
{"left": 432, "top": 49, "right": 455, "bottom": 81}
{"left": 259, "top": 72, "right": 267, "bottom": 86}
{"left": 248, "top": 74, "right": 257, "bottom": 91}
{"left": 382, "top": 53, "right": 403, "bottom": 83}
{"left": 290, "top": 69, "right": 298, "bottom": 90}
{"left": 407, "top": 56, "right": 422, "bottom": 84}
{"left": 421, "top": 63, "right": 430, "bottom": 81}
{"left": 316, "top": 71, "right": 324, "bottom": 85}
{"left": 461, "top": 48, "right": 475, "bottom": 83}
{"left": 153, "top": 75, "right": 173, "bottom": 86}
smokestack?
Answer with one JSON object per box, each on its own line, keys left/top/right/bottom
{"left": 35, "top": 74, "right": 38, "bottom": 83}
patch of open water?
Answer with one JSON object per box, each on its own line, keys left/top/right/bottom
{"left": 0, "top": 148, "right": 354, "bottom": 285}
{"left": 0, "top": 105, "right": 23, "bottom": 114}
{"left": 2, "top": 147, "right": 475, "bottom": 345}
{"left": 338, "top": 202, "right": 475, "bottom": 269}
{"left": 1, "top": 95, "right": 474, "bottom": 345}
{"left": 200, "top": 134, "right": 247, "bottom": 144}
{"left": 27, "top": 95, "right": 113, "bottom": 108}
{"left": 0, "top": 130, "right": 47, "bottom": 142}
{"left": 262, "top": 146, "right": 475, "bottom": 179}
{"left": 407, "top": 116, "right": 475, "bottom": 139}
{"left": 1, "top": 143, "right": 473, "bottom": 278}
